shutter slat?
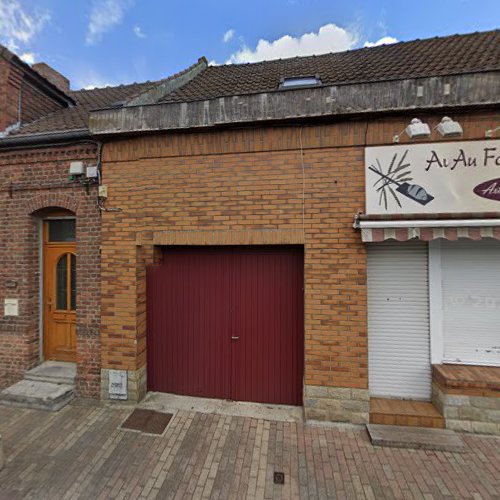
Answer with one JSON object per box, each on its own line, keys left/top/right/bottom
{"left": 368, "top": 241, "right": 431, "bottom": 400}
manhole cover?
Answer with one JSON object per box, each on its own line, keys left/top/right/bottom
{"left": 121, "top": 409, "right": 173, "bottom": 435}
{"left": 274, "top": 472, "right": 285, "bottom": 485}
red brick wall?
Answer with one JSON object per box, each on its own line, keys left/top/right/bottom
{"left": 0, "top": 57, "right": 16, "bottom": 131}
{"left": 0, "top": 144, "right": 101, "bottom": 398}
{"left": 0, "top": 56, "right": 66, "bottom": 132}
{"left": 99, "top": 110, "right": 497, "bottom": 393}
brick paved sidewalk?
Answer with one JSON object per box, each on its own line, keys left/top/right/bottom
{"left": 0, "top": 401, "right": 499, "bottom": 499}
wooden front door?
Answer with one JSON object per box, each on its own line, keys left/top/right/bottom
{"left": 43, "top": 219, "right": 77, "bottom": 361}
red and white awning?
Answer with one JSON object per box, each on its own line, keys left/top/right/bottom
{"left": 356, "top": 218, "right": 500, "bottom": 242}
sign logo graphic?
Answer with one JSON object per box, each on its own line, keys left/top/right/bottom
{"left": 473, "top": 178, "right": 500, "bottom": 202}
{"left": 369, "top": 149, "right": 434, "bottom": 210}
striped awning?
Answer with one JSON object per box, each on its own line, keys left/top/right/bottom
{"left": 356, "top": 219, "right": 500, "bottom": 243}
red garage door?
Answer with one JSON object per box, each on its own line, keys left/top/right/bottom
{"left": 147, "top": 246, "right": 304, "bottom": 406}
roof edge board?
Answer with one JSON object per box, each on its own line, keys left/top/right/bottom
{"left": 126, "top": 57, "right": 208, "bottom": 107}
{"left": 0, "top": 46, "right": 75, "bottom": 106}
{"left": 89, "top": 72, "right": 500, "bottom": 136}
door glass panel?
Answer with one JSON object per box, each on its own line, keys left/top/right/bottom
{"left": 49, "top": 220, "right": 76, "bottom": 242}
{"left": 56, "top": 254, "right": 68, "bottom": 310}
{"left": 70, "top": 254, "right": 76, "bottom": 310}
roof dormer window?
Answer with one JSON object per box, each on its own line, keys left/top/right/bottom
{"left": 279, "top": 76, "right": 321, "bottom": 89}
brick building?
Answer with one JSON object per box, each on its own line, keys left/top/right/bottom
{"left": 88, "top": 31, "right": 500, "bottom": 432}
{"left": 0, "top": 45, "right": 186, "bottom": 397}
{"left": 1, "top": 31, "right": 499, "bottom": 433}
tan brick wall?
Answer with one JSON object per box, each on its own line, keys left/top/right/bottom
{"left": 100, "top": 111, "right": 498, "bottom": 395}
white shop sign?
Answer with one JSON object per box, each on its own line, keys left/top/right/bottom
{"left": 365, "top": 140, "right": 500, "bottom": 215}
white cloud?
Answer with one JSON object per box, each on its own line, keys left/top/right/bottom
{"left": 226, "top": 23, "right": 358, "bottom": 64}
{"left": 73, "top": 68, "right": 119, "bottom": 90}
{"left": 0, "top": 0, "right": 50, "bottom": 52}
{"left": 20, "top": 51, "right": 35, "bottom": 64}
{"left": 364, "top": 36, "right": 398, "bottom": 48}
{"left": 133, "top": 25, "right": 146, "bottom": 38}
{"left": 86, "top": 0, "right": 133, "bottom": 45}
{"left": 223, "top": 29, "right": 235, "bottom": 43}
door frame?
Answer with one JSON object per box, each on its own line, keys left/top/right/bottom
{"left": 39, "top": 214, "right": 76, "bottom": 362}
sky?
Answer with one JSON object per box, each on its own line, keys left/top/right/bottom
{"left": 0, "top": 0, "right": 498, "bottom": 90}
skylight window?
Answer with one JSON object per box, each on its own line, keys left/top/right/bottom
{"left": 280, "top": 76, "right": 321, "bottom": 89}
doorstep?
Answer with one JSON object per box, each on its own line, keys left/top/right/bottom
{"left": 0, "top": 361, "right": 76, "bottom": 412}
{"left": 370, "top": 398, "right": 445, "bottom": 429}
{"left": 366, "top": 424, "right": 465, "bottom": 452}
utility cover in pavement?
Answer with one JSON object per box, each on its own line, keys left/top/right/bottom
{"left": 121, "top": 409, "right": 173, "bottom": 435}
{"left": 366, "top": 424, "right": 465, "bottom": 452}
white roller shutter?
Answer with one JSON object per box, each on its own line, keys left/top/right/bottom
{"left": 367, "top": 241, "right": 431, "bottom": 400}
{"left": 441, "top": 239, "right": 500, "bottom": 366}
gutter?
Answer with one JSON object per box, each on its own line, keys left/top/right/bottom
{"left": 0, "top": 129, "right": 90, "bottom": 149}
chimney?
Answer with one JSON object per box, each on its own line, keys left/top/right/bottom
{"left": 32, "top": 62, "right": 70, "bottom": 93}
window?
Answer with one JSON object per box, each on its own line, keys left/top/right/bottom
{"left": 56, "top": 253, "right": 77, "bottom": 311}
{"left": 56, "top": 254, "right": 68, "bottom": 310}
{"left": 280, "top": 76, "right": 321, "bottom": 89}
{"left": 48, "top": 219, "right": 76, "bottom": 242}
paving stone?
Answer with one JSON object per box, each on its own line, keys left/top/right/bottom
{"left": 0, "top": 402, "right": 499, "bottom": 499}
{"left": 367, "top": 424, "right": 465, "bottom": 452}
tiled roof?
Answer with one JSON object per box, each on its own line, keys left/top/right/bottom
{"left": 9, "top": 80, "right": 159, "bottom": 136}
{"left": 8, "top": 29, "right": 500, "bottom": 137}
{"left": 160, "top": 30, "right": 499, "bottom": 103}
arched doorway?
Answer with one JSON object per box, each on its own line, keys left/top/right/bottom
{"left": 42, "top": 212, "right": 77, "bottom": 361}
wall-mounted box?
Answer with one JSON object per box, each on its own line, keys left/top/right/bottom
{"left": 69, "top": 161, "right": 85, "bottom": 175}
{"left": 98, "top": 185, "right": 108, "bottom": 198}
{"left": 86, "top": 165, "right": 98, "bottom": 178}
{"left": 109, "top": 369, "right": 127, "bottom": 400}
{"left": 4, "top": 298, "right": 19, "bottom": 316}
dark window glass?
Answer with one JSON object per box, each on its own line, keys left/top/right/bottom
{"left": 280, "top": 76, "right": 321, "bottom": 88}
{"left": 70, "top": 254, "right": 76, "bottom": 311}
{"left": 56, "top": 254, "right": 68, "bottom": 310}
{"left": 49, "top": 219, "right": 76, "bottom": 242}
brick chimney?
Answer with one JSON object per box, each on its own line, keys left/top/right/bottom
{"left": 32, "top": 62, "right": 70, "bottom": 93}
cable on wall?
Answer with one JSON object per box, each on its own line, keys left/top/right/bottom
{"left": 299, "top": 126, "right": 306, "bottom": 240}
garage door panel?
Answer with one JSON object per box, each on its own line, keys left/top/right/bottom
{"left": 147, "top": 251, "right": 232, "bottom": 399}
{"left": 147, "top": 246, "right": 304, "bottom": 406}
{"left": 231, "top": 249, "right": 304, "bottom": 405}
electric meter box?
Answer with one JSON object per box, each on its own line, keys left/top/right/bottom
{"left": 69, "top": 161, "right": 85, "bottom": 175}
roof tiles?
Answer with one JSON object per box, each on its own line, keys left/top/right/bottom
{"left": 8, "top": 30, "right": 500, "bottom": 137}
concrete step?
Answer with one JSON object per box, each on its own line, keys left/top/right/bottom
{"left": 367, "top": 423, "right": 465, "bottom": 452}
{"left": 0, "top": 380, "right": 74, "bottom": 411}
{"left": 24, "top": 361, "right": 76, "bottom": 385}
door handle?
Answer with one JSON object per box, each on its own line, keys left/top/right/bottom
{"left": 231, "top": 336, "right": 239, "bottom": 340}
